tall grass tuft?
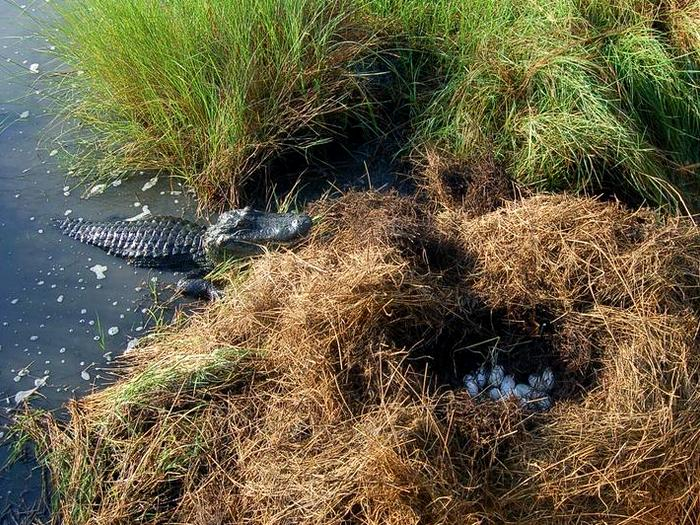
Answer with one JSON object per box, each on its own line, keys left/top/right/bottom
{"left": 51, "top": 0, "right": 376, "bottom": 208}
{"left": 403, "top": 0, "right": 700, "bottom": 210}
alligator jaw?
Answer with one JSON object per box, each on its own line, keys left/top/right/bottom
{"left": 203, "top": 208, "right": 312, "bottom": 261}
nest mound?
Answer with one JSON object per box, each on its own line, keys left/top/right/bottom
{"left": 24, "top": 192, "right": 700, "bottom": 524}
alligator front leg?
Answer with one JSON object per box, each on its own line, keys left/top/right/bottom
{"left": 176, "top": 271, "right": 223, "bottom": 301}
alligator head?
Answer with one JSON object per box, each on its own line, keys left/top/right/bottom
{"left": 203, "top": 207, "right": 312, "bottom": 262}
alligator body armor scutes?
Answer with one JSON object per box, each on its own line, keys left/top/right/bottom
{"left": 54, "top": 216, "right": 208, "bottom": 269}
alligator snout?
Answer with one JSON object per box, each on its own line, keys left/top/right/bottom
{"left": 287, "top": 214, "right": 312, "bottom": 240}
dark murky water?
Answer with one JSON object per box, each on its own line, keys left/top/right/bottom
{"left": 0, "top": 2, "right": 198, "bottom": 516}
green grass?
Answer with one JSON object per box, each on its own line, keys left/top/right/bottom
{"left": 49, "top": 0, "right": 377, "bottom": 208}
{"left": 45, "top": 0, "right": 700, "bottom": 210}
{"left": 12, "top": 345, "right": 256, "bottom": 523}
{"left": 100, "top": 346, "right": 255, "bottom": 411}
{"left": 391, "top": 0, "right": 700, "bottom": 210}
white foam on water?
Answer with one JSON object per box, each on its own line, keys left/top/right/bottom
{"left": 126, "top": 205, "right": 151, "bottom": 222}
{"left": 89, "top": 264, "right": 108, "bottom": 280}
{"left": 141, "top": 176, "right": 158, "bottom": 191}
{"left": 89, "top": 183, "right": 106, "bottom": 195}
{"left": 14, "top": 389, "right": 35, "bottom": 404}
{"left": 125, "top": 338, "right": 139, "bottom": 353}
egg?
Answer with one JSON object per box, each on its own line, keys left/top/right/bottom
{"left": 540, "top": 367, "right": 555, "bottom": 392}
{"left": 489, "top": 365, "right": 505, "bottom": 386}
{"left": 513, "top": 383, "right": 533, "bottom": 400}
{"left": 488, "top": 387, "right": 503, "bottom": 400}
{"left": 500, "top": 375, "right": 516, "bottom": 397}
{"left": 475, "top": 365, "right": 489, "bottom": 389}
{"left": 463, "top": 363, "right": 555, "bottom": 411}
{"left": 532, "top": 395, "right": 552, "bottom": 411}
{"left": 528, "top": 368, "right": 555, "bottom": 392}
{"left": 463, "top": 374, "right": 480, "bottom": 397}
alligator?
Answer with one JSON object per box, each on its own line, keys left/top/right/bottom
{"left": 54, "top": 207, "right": 312, "bottom": 300}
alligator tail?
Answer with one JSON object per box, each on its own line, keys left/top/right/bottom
{"left": 52, "top": 216, "right": 207, "bottom": 269}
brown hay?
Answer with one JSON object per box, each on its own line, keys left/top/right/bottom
{"left": 22, "top": 192, "right": 700, "bottom": 524}
{"left": 449, "top": 195, "right": 699, "bottom": 314}
{"left": 417, "top": 148, "right": 516, "bottom": 215}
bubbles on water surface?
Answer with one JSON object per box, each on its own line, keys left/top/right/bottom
{"left": 0, "top": 20, "right": 199, "bottom": 502}
{"left": 141, "top": 176, "right": 158, "bottom": 191}
{"left": 89, "top": 264, "right": 108, "bottom": 280}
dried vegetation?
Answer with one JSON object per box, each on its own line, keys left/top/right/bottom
{"left": 18, "top": 183, "right": 700, "bottom": 524}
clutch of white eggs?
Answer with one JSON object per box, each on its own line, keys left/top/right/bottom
{"left": 463, "top": 365, "right": 555, "bottom": 411}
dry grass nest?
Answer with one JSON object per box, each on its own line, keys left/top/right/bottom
{"left": 21, "top": 189, "right": 700, "bottom": 524}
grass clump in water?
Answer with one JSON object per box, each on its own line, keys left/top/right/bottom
{"left": 51, "top": 0, "right": 377, "bottom": 208}
{"left": 15, "top": 345, "right": 257, "bottom": 523}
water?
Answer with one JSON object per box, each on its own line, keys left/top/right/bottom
{"left": 0, "top": 3, "right": 197, "bottom": 517}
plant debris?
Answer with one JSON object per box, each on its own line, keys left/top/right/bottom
{"left": 17, "top": 190, "right": 700, "bottom": 524}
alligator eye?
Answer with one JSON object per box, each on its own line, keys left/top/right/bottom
{"left": 235, "top": 214, "right": 252, "bottom": 228}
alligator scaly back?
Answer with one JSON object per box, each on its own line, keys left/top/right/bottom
{"left": 53, "top": 216, "right": 207, "bottom": 269}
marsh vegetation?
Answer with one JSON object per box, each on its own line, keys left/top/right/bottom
{"left": 14, "top": 0, "right": 700, "bottom": 524}
{"left": 51, "top": 0, "right": 700, "bottom": 210}
{"left": 19, "top": 191, "right": 700, "bottom": 523}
